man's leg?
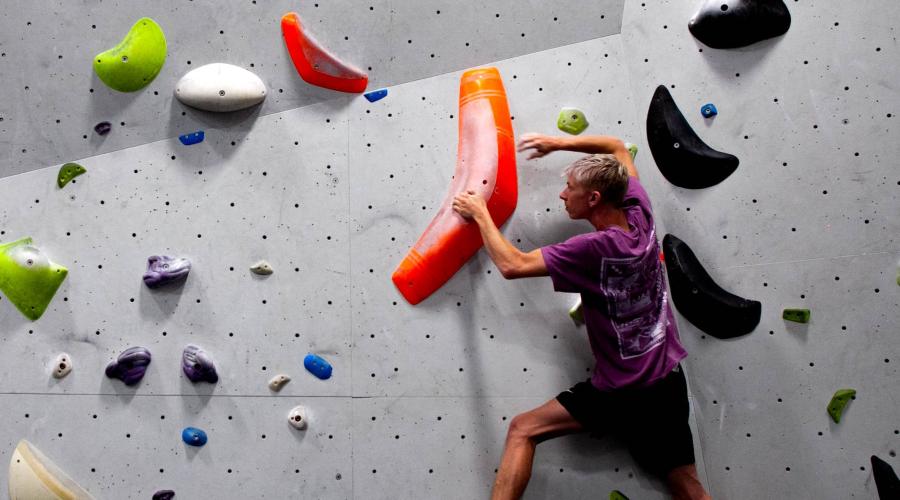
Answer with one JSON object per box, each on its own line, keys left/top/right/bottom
{"left": 491, "top": 399, "right": 584, "bottom": 500}
{"left": 666, "top": 463, "right": 711, "bottom": 500}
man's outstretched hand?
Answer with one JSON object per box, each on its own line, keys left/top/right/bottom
{"left": 452, "top": 190, "right": 489, "bottom": 221}
{"left": 517, "top": 133, "right": 562, "bottom": 159}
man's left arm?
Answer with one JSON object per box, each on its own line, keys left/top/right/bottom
{"left": 452, "top": 190, "right": 548, "bottom": 279}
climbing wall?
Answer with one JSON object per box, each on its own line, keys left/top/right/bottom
{"left": 620, "top": 1, "right": 900, "bottom": 498}
{"left": 0, "top": 1, "right": 896, "bottom": 499}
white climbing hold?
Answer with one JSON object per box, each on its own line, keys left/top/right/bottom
{"left": 8, "top": 440, "right": 95, "bottom": 499}
{"left": 51, "top": 353, "right": 72, "bottom": 379}
{"left": 268, "top": 374, "right": 291, "bottom": 391}
{"left": 175, "top": 63, "right": 267, "bottom": 112}
{"left": 250, "top": 260, "right": 274, "bottom": 275}
{"left": 288, "top": 405, "right": 308, "bottom": 430}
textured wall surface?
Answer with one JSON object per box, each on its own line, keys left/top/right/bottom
{"left": 0, "top": 0, "right": 897, "bottom": 499}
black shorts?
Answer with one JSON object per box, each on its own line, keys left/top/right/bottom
{"left": 556, "top": 365, "right": 695, "bottom": 476}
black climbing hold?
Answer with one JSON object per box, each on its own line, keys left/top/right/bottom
{"left": 646, "top": 86, "right": 739, "bottom": 189}
{"left": 688, "top": 0, "right": 792, "bottom": 49}
{"left": 662, "top": 234, "right": 761, "bottom": 338}
{"left": 872, "top": 455, "right": 900, "bottom": 500}
{"left": 94, "top": 121, "right": 111, "bottom": 135}
{"left": 153, "top": 490, "right": 176, "bottom": 500}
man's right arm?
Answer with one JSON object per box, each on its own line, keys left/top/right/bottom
{"left": 517, "top": 133, "right": 639, "bottom": 179}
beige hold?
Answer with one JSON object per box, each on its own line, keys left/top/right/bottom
{"left": 250, "top": 260, "right": 274, "bottom": 275}
{"left": 268, "top": 374, "right": 291, "bottom": 391}
{"left": 51, "top": 354, "right": 72, "bottom": 379}
{"left": 8, "top": 440, "right": 94, "bottom": 499}
{"left": 288, "top": 406, "right": 308, "bottom": 430}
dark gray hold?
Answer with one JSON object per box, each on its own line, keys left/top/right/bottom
{"left": 646, "top": 85, "right": 739, "bottom": 189}
{"left": 872, "top": 455, "right": 900, "bottom": 500}
{"left": 152, "top": 490, "right": 175, "bottom": 500}
{"left": 182, "top": 344, "right": 218, "bottom": 383}
{"left": 688, "top": 0, "right": 791, "bottom": 49}
{"left": 143, "top": 255, "right": 192, "bottom": 289}
{"left": 105, "top": 347, "right": 152, "bottom": 386}
{"left": 94, "top": 121, "right": 112, "bottom": 135}
{"left": 662, "top": 234, "right": 761, "bottom": 338}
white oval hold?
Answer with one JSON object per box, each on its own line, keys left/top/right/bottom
{"left": 52, "top": 353, "right": 72, "bottom": 379}
{"left": 250, "top": 260, "right": 274, "bottom": 275}
{"left": 268, "top": 374, "right": 291, "bottom": 391}
{"left": 175, "top": 63, "right": 267, "bottom": 112}
{"left": 288, "top": 405, "right": 308, "bottom": 430}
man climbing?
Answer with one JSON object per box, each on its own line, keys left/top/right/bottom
{"left": 452, "top": 133, "right": 711, "bottom": 500}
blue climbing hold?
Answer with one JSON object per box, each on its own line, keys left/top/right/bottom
{"left": 304, "top": 353, "right": 333, "bottom": 380}
{"left": 364, "top": 88, "right": 388, "bottom": 103}
{"left": 178, "top": 130, "right": 204, "bottom": 145}
{"left": 701, "top": 103, "right": 718, "bottom": 118}
{"left": 181, "top": 427, "right": 207, "bottom": 447}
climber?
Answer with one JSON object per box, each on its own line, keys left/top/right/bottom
{"left": 452, "top": 133, "right": 711, "bottom": 500}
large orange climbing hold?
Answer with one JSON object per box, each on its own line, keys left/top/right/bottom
{"left": 392, "top": 67, "right": 517, "bottom": 305}
{"left": 281, "top": 12, "right": 368, "bottom": 93}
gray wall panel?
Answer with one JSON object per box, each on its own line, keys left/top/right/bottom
{"left": 0, "top": 0, "right": 623, "bottom": 179}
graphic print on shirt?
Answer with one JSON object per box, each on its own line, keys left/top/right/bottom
{"left": 599, "top": 234, "right": 668, "bottom": 359}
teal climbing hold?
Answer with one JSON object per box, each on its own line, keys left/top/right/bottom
{"left": 93, "top": 17, "right": 167, "bottom": 92}
{"left": 557, "top": 107, "right": 589, "bottom": 135}
{"left": 56, "top": 162, "right": 86, "bottom": 188}
{"left": 782, "top": 308, "right": 810, "bottom": 323}
{"left": 827, "top": 388, "right": 856, "bottom": 423}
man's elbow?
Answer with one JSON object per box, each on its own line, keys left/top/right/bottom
{"left": 498, "top": 264, "right": 519, "bottom": 280}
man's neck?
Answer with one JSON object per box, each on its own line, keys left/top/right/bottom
{"left": 589, "top": 206, "right": 629, "bottom": 232}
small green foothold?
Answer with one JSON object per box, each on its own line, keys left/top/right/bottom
{"left": 557, "top": 107, "right": 589, "bottom": 135}
{"left": 782, "top": 308, "right": 810, "bottom": 323}
{"left": 827, "top": 388, "right": 856, "bottom": 423}
{"left": 625, "top": 142, "right": 639, "bottom": 160}
{"left": 610, "top": 490, "right": 630, "bottom": 500}
{"left": 56, "top": 162, "right": 87, "bottom": 188}
{"left": 569, "top": 297, "right": 584, "bottom": 326}
{"left": 93, "top": 17, "right": 167, "bottom": 92}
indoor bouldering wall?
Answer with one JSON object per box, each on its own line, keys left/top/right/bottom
{"left": 0, "top": 1, "right": 896, "bottom": 499}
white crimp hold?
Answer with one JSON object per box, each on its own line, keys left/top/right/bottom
{"left": 52, "top": 353, "right": 72, "bottom": 379}
{"left": 288, "top": 405, "right": 308, "bottom": 430}
{"left": 268, "top": 374, "right": 291, "bottom": 391}
{"left": 250, "top": 260, "right": 274, "bottom": 275}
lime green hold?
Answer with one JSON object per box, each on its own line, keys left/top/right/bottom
{"left": 557, "top": 107, "right": 589, "bottom": 135}
{"left": 569, "top": 297, "right": 584, "bottom": 326}
{"left": 625, "top": 142, "right": 639, "bottom": 160}
{"left": 782, "top": 308, "right": 810, "bottom": 323}
{"left": 56, "top": 162, "right": 86, "bottom": 188}
{"left": 610, "top": 490, "right": 630, "bottom": 500}
{"left": 827, "top": 388, "right": 856, "bottom": 423}
{"left": 93, "top": 17, "right": 167, "bottom": 92}
{"left": 0, "top": 238, "right": 68, "bottom": 320}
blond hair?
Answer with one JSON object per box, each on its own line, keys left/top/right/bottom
{"left": 563, "top": 154, "right": 629, "bottom": 207}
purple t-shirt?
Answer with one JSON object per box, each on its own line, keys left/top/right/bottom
{"left": 541, "top": 177, "right": 687, "bottom": 391}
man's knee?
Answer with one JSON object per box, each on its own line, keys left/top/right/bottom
{"left": 506, "top": 413, "right": 537, "bottom": 443}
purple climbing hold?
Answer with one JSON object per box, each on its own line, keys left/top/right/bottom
{"left": 143, "top": 255, "right": 191, "bottom": 289}
{"left": 105, "top": 347, "right": 152, "bottom": 386}
{"left": 152, "top": 490, "right": 175, "bottom": 500}
{"left": 94, "top": 121, "right": 112, "bottom": 135}
{"left": 182, "top": 344, "right": 218, "bottom": 383}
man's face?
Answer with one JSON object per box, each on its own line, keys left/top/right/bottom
{"left": 559, "top": 174, "right": 594, "bottom": 219}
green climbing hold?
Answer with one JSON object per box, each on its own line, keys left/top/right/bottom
{"left": 782, "top": 308, "right": 810, "bottom": 323}
{"left": 569, "top": 297, "right": 584, "bottom": 326}
{"left": 610, "top": 490, "right": 630, "bottom": 500}
{"left": 557, "top": 107, "right": 589, "bottom": 135}
{"left": 827, "top": 388, "right": 856, "bottom": 423}
{"left": 93, "top": 17, "right": 167, "bottom": 92}
{"left": 625, "top": 142, "right": 639, "bottom": 160}
{"left": 0, "top": 238, "right": 68, "bottom": 320}
{"left": 56, "top": 162, "right": 86, "bottom": 188}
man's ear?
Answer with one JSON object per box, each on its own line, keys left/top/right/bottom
{"left": 588, "top": 191, "right": 602, "bottom": 207}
